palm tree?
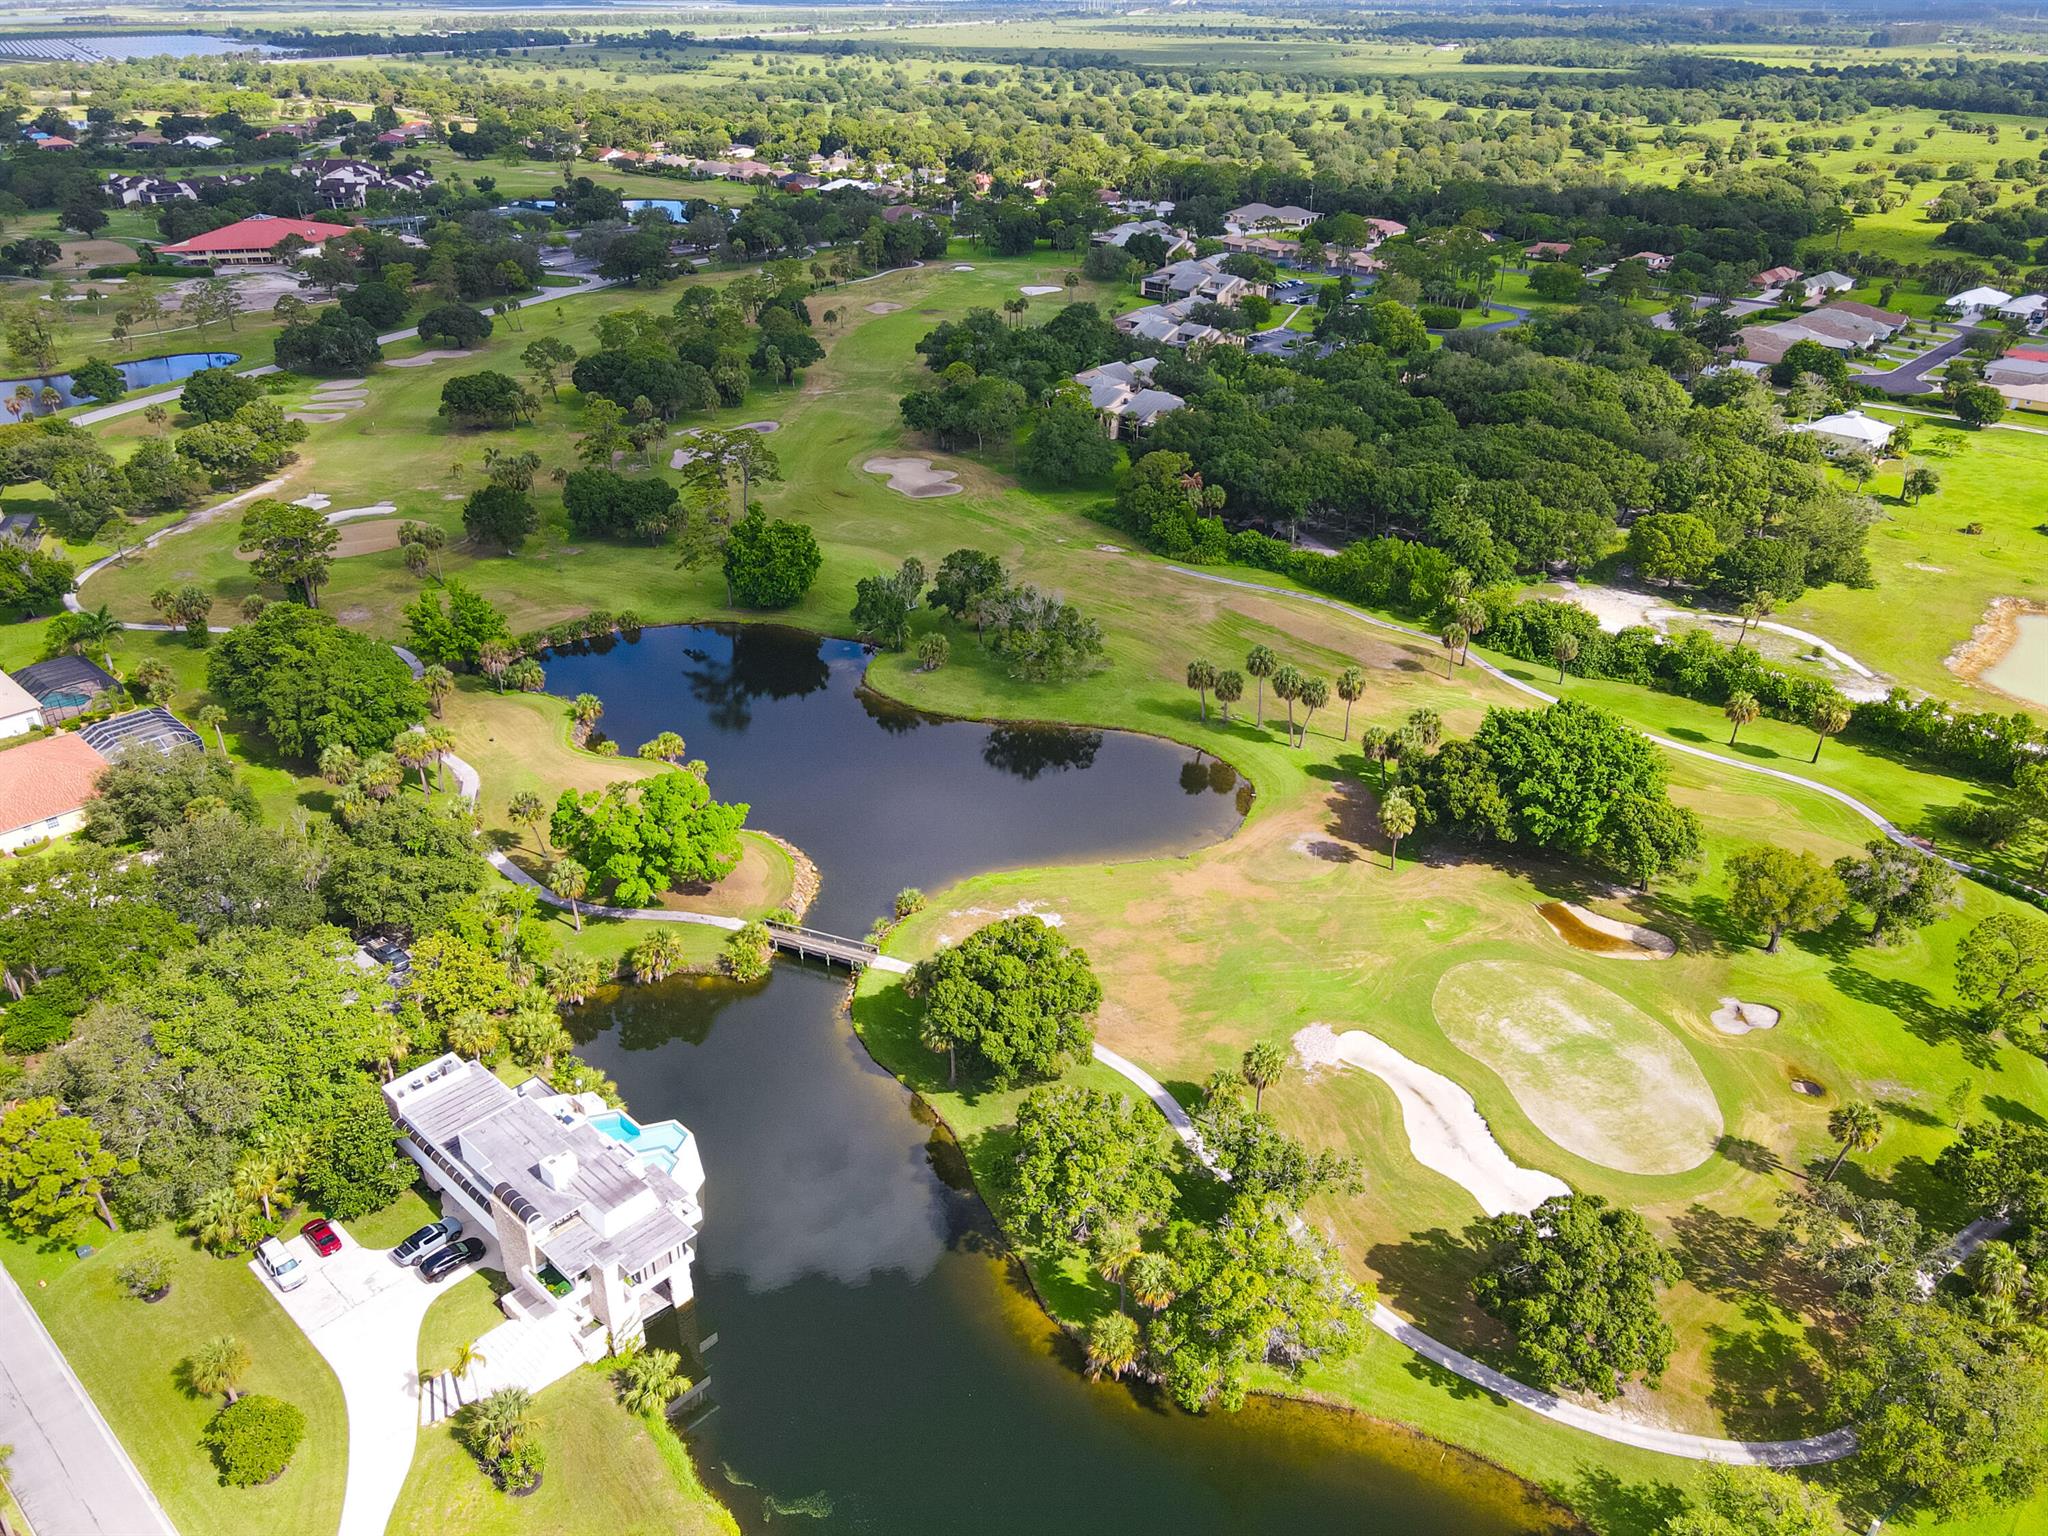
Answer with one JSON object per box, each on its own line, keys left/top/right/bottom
{"left": 187, "top": 1335, "right": 251, "bottom": 1404}
{"left": 1270, "top": 664, "right": 1304, "bottom": 741}
{"left": 1965, "top": 1240, "right": 2027, "bottom": 1305}
{"left": 1295, "top": 676, "right": 1329, "bottom": 745}
{"left": 451, "top": 1340, "right": 487, "bottom": 1383}
{"left": 1213, "top": 669, "right": 1243, "bottom": 722}
{"left": 421, "top": 726, "right": 455, "bottom": 791}
{"left": 1083, "top": 1311, "right": 1140, "bottom": 1381}
{"left": 1380, "top": 789, "right": 1417, "bottom": 870}
{"left": 1359, "top": 726, "right": 1390, "bottom": 782}
{"left": 197, "top": 704, "right": 227, "bottom": 754}
{"left": 317, "top": 742, "right": 360, "bottom": 785}
{"left": 365, "top": 1011, "right": 411, "bottom": 1082}
{"left": 357, "top": 751, "right": 402, "bottom": 800}
{"left": 423, "top": 664, "right": 455, "bottom": 718}
{"left": 1335, "top": 667, "right": 1365, "bottom": 738}
{"left": 1454, "top": 598, "right": 1486, "bottom": 662}
{"left": 1724, "top": 689, "right": 1761, "bottom": 746}
{"left": 446, "top": 1009, "right": 501, "bottom": 1062}
{"left": 394, "top": 733, "right": 434, "bottom": 792}
{"left": 615, "top": 1347, "right": 688, "bottom": 1415}
{"left": 1440, "top": 622, "right": 1467, "bottom": 676}
{"left": 1244, "top": 645, "right": 1276, "bottom": 726}
{"left": 232, "top": 1157, "right": 288, "bottom": 1223}
{"left": 1093, "top": 1222, "right": 1144, "bottom": 1311}
{"left": 571, "top": 692, "right": 604, "bottom": 744}
{"left": 507, "top": 790, "right": 548, "bottom": 851}
{"left": 1240, "top": 1040, "right": 1286, "bottom": 1112}
{"left": 547, "top": 858, "right": 590, "bottom": 931}
{"left": 637, "top": 731, "right": 687, "bottom": 764}
{"left": 1552, "top": 633, "right": 1580, "bottom": 682}
{"left": 1822, "top": 1101, "right": 1883, "bottom": 1182}
{"left": 1809, "top": 696, "right": 1852, "bottom": 763}
{"left": 1185, "top": 659, "right": 1217, "bottom": 722}
{"left": 630, "top": 930, "right": 688, "bottom": 983}
{"left": 1405, "top": 708, "right": 1441, "bottom": 749}
{"left": 1127, "top": 1252, "right": 1176, "bottom": 1313}
{"left": 63, "top": 604, "right": 121, "bottom": 671}
{"left": 189, "top": 1188, "right": 257, "bottom": 1256}
{"left": 544, "top": 951, "right": 605, "bottom": 1007}
{"left": 470, "top": 1388, "right": 533, "bottom": 1459}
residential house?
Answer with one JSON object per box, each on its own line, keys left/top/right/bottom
{"left": 878, "top": 204, "right": 930, "bottom": 225}
{"left": 105, "top": 173, "right": 198, "bottom": 206}
{"left": 1524, "top": 241, "right": 1574, "bottom": 260}
{"left": 178, "top": 134, "right": 224, "bottom": 150}
{"left": 1824, "top": 299, "right": 1909, "bottom": 337}
{"left": 1791, "top": 411, "right": 1895, "bottom": 454}
{"left": 159, "top": 214, "right": 356, "bottom": 266}
{"left": 1999, "top": 293, "right": 2048, "bottom": 327}
{"left": 1073, "top": 358, "right": 1185, "bottom": 437}
{"left": 1138, "top": 254, "right": 1267, "bottom": 304}
{"left": 1943, "top": 285, "right": 2012, "bottom": 318}
{"left": 385, "top": 1054, "right": 705, "bottom": 1352}
{"left": 1797, "top": 270, "right": 1856, "bottom": 301}
{"left": 1114, "top": 304, "right": 1239, "bottom": 349}
{"left": 0, "top": 733, "right": 106, "bottom": 852}
{"left": 1626, "top": 251, "right": 1675, "bottom": 273}
{"left": 12, "top": 655, "right": 115, "bottom": 724}
{"left": 1754, "top": 265, "right": 1801, "bottom": 288}
{"left": 33, "top": 135, "right": 75, "bottom": 151}
{"left": 1095, "top": 219, "right": 1192, "bottom": 255}
{"left": 291, "top": 159, "right": 432, "bottom": 209}
{"left": 1361, "top": 217, "right": 1406, "bottom": 245}
{"left": 81, "top": 708, "right": 203, "bottom": 758}
{"left": 0, "top": 671, "right": 43, "bottom": 738}
{"left": 1224, "top": 202, "right": 1314, "bottom": 233}
{"left": 125, "top": 130, "right": 168, "bottom": 151}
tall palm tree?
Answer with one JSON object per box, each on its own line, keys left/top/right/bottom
{"left": 1440, "top": 622, "right": 1467, "bottom": 676}
{"left": 547, "top": 858, "right": 590, "bottom": 932}
{"left": 365, "top": 1011, "right": 412, "bottom": 1082}
{"left": 1404, "top": 708, "right": 1442, "bottom": 749}
{"left": 1809, "top": 697, "right": 1852, "bottom": 763}
{"left": 1552, "top": 633, "right": 1580, "bottom": 682}
{"left": 1335, "top": 667, "right": 1365, "bottom": 739}
{"left": 1380, "top": 789, "right": 1417, "bottom": 871}
{"left": 1270, "top": 664, "right": 1304, "bottom": 741}
{"left": 1092, "top": 1222, "right": 1144, "bottom": 1311}
{"left": 423, "top": 664, "right": 455, "bottom": 718}
{"left": 1295, "top": 676, "right": 1329, "bottom": 746}
{"left": 394, "top": 733, "right": 434, "bottom": 792}
{"left": 1240, "top": 1040, "right": 1286, "bottom": 1113}
{"left": 1822, "top": 1101, "right": 1882, "bottom": 1182}
{"left": 197, "top": 704, "right": 227, "bottom": 755}
{"left": 1083, "top": 1311, "right": 1140, "bottom": 1381}
{"left": 232, "top": 1157, "right": 288, "bottom": 1223}
{"left": 187, "top": 1335, "right": 251, "bottom": 1404}
{"left": 1724, "top": 689, "right": 1761, "bottom": 746}
{"left": 507, "top": 790, "right": 548, "bottom": 850}
{"left": 1185, "top": 659, "right": 1217, "bottom": 722}
{"left": 1244, "top": 645, "right": 1276, "bottom": 727}
{"left": 421, "top": 726, "right": 455, "bottom": 792}
{"left": 1127, "top": 1252, "right": 1176, "bottom": 1313}
{"left": 64, "top": 604, "right": 123, "bottom": 675}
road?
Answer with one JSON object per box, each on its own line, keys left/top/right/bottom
{"left": 0, "top": 1261, "right": 178, "bottom": 1536}
{"left": 1852, "top": 326, "right": 1980, "bottom": 396}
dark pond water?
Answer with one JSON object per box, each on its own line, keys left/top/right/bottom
{"left": 551, "top": 625, "right": 1570, "bottom": 1536}
{"left": 2, "top": 351, "right": 240, "bottom": 412}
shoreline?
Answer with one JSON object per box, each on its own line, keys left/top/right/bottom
{"left": 1944, "top": 594, "right": 2048, "bottom": 710}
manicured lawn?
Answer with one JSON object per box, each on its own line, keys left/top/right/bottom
{"left": 0, "top": 1224, "right": 346, "bottom": 1536}
{"left": 387, "top": 1365, "right": 737, "bottom": 1536}
{"left": 416, "top": 1270, "right": 509, "bottom": 1378}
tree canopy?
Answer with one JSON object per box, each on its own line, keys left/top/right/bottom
{"left": 909, "top": 915, "right": 1101, "bottom": 1087}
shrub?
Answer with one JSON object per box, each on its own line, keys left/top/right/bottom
{"left": 203, "top": 1394, "right": 305, "bottom": 1487}
{"left": 916, "top": 632, "right": 950, "bottom": 671}
{"left": 721, "top": 922, "right": 773, "bottom": 983}
{"left": 118, "top": 1256, "right": 171, "bottom": 1299}
{"left": 894, "top": 887, "right": 927, "bottom": 919}
{"left": 1418, "top": 303, "right": 1464, "bottom": 330}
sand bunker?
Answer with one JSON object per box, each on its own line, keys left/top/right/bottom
{"left": 292, "top": 493, "right": 332, "bottom": 511}
{"left": 384, "top": 350, "right": 470, "bottom": 368}
{"left": 671, "top": 420, "right": 779, "bottom": 469}
{"left": 1711, "top": 998, "right": 1781, "bottom": 1035}
{"left": 1432, "top": 960, "right": 1722, "bottom": 1175}
{"left": 863, "top": 456, "right": 961, "bottom": 498}
{"left": 287, "top": 411, "right": 348, "bottom": 424}
{"left": 325, "top": 501, "right": 397, "bottom": 524}
{"left": 1294, "top": 1024, "right": 1570, "bottom": 1216}
{"left": 1536, "top": 901, "right": 1675, "bottom": 959}
{"left": 332, "top": 520, "right": 404, "bottom": 557}
{"left": 1019, "top": 285, "right": 1063, "bottom": 296}
{"left": 310, "top": 378, "right": 366, "bottom": 391}
{"left": 864, "top": 301, "right": 903, "bottom": 315}
{"left": 951, "top": 264, "right": 976, "bottom": 272}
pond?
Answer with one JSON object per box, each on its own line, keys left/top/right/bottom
{"left": 1982, "top": 611, "right": 2048, "bottom": 711}
{"left": 548, "top": 625, "right": 1571, "bottom": 1535}
{"left": 1, "top": 352, "right": 240, "bottom": 412}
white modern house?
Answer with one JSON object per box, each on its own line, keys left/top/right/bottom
{"left": 1945, "top": 285, "right": 2013, "bottom": 318}
{"left": 1797, "top": 270, "right": 1855, "bottom": 300}
{"left": 385, "top": 1055, "right": 705, "bottom": 1354}
{"left": 1792, "top": 410, "right": 1895, "bottom": 454}
{"left": 0, "top": 670, "right": 42, "bottom": 738}
{"left": 1999, "top": 293, "right": 2048, "bottom": 327}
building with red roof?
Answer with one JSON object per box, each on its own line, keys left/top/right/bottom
{"left": 0, "top": 733, "right": 106, "bottom": 853}
{"left": 158, "top": 213, "right": 355, "bottom": 266}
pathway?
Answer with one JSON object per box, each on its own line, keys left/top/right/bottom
{"left": 1161, "top": 565, "right": 2046, "bottom": 903}
{"left": 0, "top": 1259, "right": 179, "bottom": 1536}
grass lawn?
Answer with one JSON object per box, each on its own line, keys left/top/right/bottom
{"left": 416, "top": 1271, "right": 509, "bottom": 1378}
{"left": 387, "top": 1365, "right": 737, "bottom": 1536}
{"left": 0, "top": 1223, "right": 346, "bottom": 1535}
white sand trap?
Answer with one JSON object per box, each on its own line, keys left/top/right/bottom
{"left": 324, "top": 501, "right": 397, "bottom": 524}
{"left": 384, "top": 350, "right": 470, "bottom": 367}
{"left": 1433, "top": 960, "right": 1723, "bottom": 1175}
{"left": 1711, "top": 998, "right": 1781, "bottom": 1035}
{"left": 864, "top": 301, "right": 903, "bottom": 315}
{"left": 292, "top": 493, "right": 332, "bottom": 511}
{"left": 1906, "top": 562, "right": 1945, "bottom": 574}
{"left": 1095, "top": 543, "right": 1125, "bottom": 553}
{"left": 310, "top": 378, "right": 366, "bottom": 391}
{"left": 671, "top": 447, "right": 703, "bottom": 470}
{"left": 951, "top": 264, "right": 976, "bottom": 271}
{"left": 1019, "top": 285, "right": 1063, "bottom": 296}
{"left": 287, "top": 411, "right": 348, "bottom": 424}
{"left": 864, "top": 456, "right": 961, "bottom": 498}
{"left": 1294, "top": 1025, "right": 1570, "bottom": 1216}
{"left": 1537, "top": 901, "right": 1675, "bottom": 959}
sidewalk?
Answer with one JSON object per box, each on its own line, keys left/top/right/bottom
{"left": 0, "top": 1261, "right": 178, "bottom": 1535}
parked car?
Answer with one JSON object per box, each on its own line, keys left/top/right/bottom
{"left": 419, "top": 1237, "right": 485, "bottom": 1283}
{"left": 392, "top": 1216, "right": 464, "bottom": 1267}
{"left": 302, "top": 1218, "right": 341, "bottom": 1257}
{"left": 255, "top": 1236, "right": 307, "bottom": 1292}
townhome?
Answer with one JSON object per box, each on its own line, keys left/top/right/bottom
{"left": 1073, "top": 358, "right": 1186, "bottom": 437}
{"left": 1223, "top": 201, "right": 1314, "bottom": 233}
{"left": 385, "top": 1054, "right": 706, "bottom": 1353}
{"left": 1094, "top": 219, "right": 1193, "bottom": 255}
{"left": 1138, "top": 254, "right": 1267, "bottom": 305}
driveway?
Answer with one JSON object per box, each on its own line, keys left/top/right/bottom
{"left": 0, "top": 1262, "right": 177, "bottom": 1535}
{"left": 1853, "top": 325, "right": 1981, "bottom": 395}
{"left": 251, "top": 1223, "right": 497, "bottom": 1536}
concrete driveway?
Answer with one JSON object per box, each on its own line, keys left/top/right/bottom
{"left": 251, "top": 1223, "right": 498, "bottom": 1536}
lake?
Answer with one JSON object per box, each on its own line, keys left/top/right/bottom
{"left": 548, "top": 625, "right": 1570, "bottom": 1535}
{"left": 2, "top": 352, "right": 240, "bottom": 413}
{"left": 1982, "top": 610, "right": 2048, "bottom": 711}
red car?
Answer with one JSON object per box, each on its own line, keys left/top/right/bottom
{"left": 302, "top": 1218, "right": 342, "bottom": 1258}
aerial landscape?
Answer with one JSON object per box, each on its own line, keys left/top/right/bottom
{"left": 2, "top": 1, "right": 2048, "bottom": 1532}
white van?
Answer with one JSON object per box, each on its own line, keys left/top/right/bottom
{"left": 256, "top": 1237, "right": 307, "bottom": 1293}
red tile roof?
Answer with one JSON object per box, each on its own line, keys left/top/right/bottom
{"left": 159, "top": 215, "right": 355, "bottom": 254}
{"left": 0, "top": 733, "right": 106, "bottom": 835}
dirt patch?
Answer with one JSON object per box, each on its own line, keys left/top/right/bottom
{"left": 54, "top": 239, "right": 137, "bottom": 272}
{"left": 332, "top": 520, "right": 404, "bottom": 558}
{"left": 863, "top": 455, "right": 961, "bottom": 499}
{"left": 384, "top": 350, "right": 472, "bottom": 368}
{"left": 1536, "top": 900, "right": 1675, "bottom": 958}
{"left": 1432, "top": 959, "right": 1723, "bottom": 1175}
{"left": 650, "top": 830, "right": 796, "bottom": 919}
{"left": 1710, "top": 998, "right": 1781, "bottom": 1035}
{"left": 1294, "top": 1023, "right": 1571, "bottom": 1216}
{"left": 1947, "top": 595, "right": 2048, "bottom": 701}
{"left": 863, "top": 301, "right": 904, "bottom": 315}
{"left": 930, "top": 899, "right": 1064, "bottom": 949}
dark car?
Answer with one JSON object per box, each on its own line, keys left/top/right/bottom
{"left": 419, "top": 1237, "right": 485, "bottom": 1283}
{"left": 302, "top": 1218, "right": 341, "bottom": 1258}
{"left": 391, "top": 1217, "right": 463, "bottom": 1267}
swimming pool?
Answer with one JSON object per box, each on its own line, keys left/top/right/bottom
{"left": 588, "top": 1108, "right": 690, "bottom": 1176}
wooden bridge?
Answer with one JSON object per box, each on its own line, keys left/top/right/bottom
{"left": 764, "top": 921, "right": 893, "bottom": 970}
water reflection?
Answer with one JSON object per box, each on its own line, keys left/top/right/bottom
{"left": 983, "top": 724, "right": 1103, "bottom": 779}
